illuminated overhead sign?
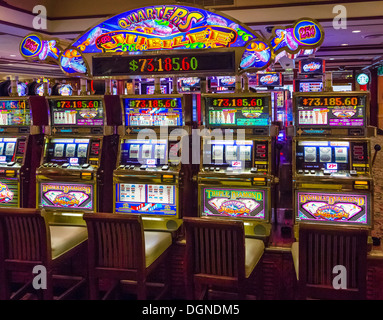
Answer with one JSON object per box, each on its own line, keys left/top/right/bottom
{"left": 19, "top": 5, "right": 325, "bottom": 75}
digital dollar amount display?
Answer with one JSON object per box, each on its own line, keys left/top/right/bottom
{"left": 205, "top": 96, "right": 270, "bottom": 127}
{"left": 93, "top": 52, "right": 235, "bottom": 76}
{"left": 49, "top": 99, "right": 104, "bottom": 126}
{"left": 55, "top": 100, "right": 100, "bottom": 109}
{"left": 296, "top": 94, "right": 366, "bottom": 128}
{"left": 0, "top": 99, "right": 31, "bottom": 126}
{"left": 124, "top": 97, "right": 183, "bottom": 127}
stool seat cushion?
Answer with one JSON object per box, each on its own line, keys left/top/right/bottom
{"left": 291, "top": 241, "right": 299, "bottom": 280}
{"left": 50, "top": 226, "right": 88, "bottom": 260}
{"left": 144, "top": 231, "right": 172, "bottom": 268}
{"left": 244, "top": 238, "right": 265, "bottom": 278}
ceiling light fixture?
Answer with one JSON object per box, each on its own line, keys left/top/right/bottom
{"left": 341, "top": 43, "right": 349, "bottom": 46}
{"left": 352, "top": 30, "right": 361, "bottom": 33}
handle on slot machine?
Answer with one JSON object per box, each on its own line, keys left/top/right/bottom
{"left": 372, "top": 144, "right": 381, "bottom": 167}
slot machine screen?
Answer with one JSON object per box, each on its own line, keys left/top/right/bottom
{"left": 299, "top": 82, "right": 323, "bottom": 92}
{"left": 120, "top": 139, "right": 168, "bottom": 166}
{"left": 296, "top": 141, "right": 350, "bottom": 172}
{"left": 45, "top": 138, "right": 90, "bottom": 165}
{"left": 205, "top": 96, "right": 270, "bottom": 128}
{"left": 203, "top": 140, "right": 253, "bottom": 168}
{"left": 201, "top": 187, "right": 267, "bottom": 220}
{"left": 40, "top": 182, "right": 94, "bottom": 211}
{"left": 0, "top": 137, "right": 20, "bottom": 163}
{"left": 115, "top": 183, "right": 177, "bottom": 216}
{"left": 49, "top": 99, "right": 104, "bottom": 126}
{"left": 296, "top": 191, "right": 371, "bottom": 226}
{"left": 124, "top": 97, "right": 183, "bottom": 127}
{"left": 0, "top": 100, "right": 31, "bottom": 126}
{"left": 295, "top": 94, "right": 366, "bottom": 128}
{"left": 0, "top": 179, "right": 18, "bottom": 207}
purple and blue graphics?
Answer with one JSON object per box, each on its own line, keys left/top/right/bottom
{"left": 115, "top": 183, "right": 177, "bottom": 216}
{"left": 202, "top": 187, "right": 267, "bottom": 220}
{"left": 40, "top": 182, "right": 94, "bottom": 211}
{"left": 59, "top": 49, "right": 87, "bottom": 75}
{"left": 72, "top": 5, "right": 256, "bottom": 53}
{"left": 296, "top": 191, "right": 370, "bottom": 226}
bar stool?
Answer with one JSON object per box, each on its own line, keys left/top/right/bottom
{"left": 83, "top": 212, "right": 172, "bottom": 300}
{"left": 184, "top": 217, "right": 265, "bottom": 299}
{"left": 0, "top": 208, "right": 88, "bottom": 300}
{"left": 291, "top": 223, "right": 368, "bottom": 300}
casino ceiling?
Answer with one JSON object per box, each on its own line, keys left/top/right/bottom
{"left": 0, "top": 0, "right": 382, "bottom": 79}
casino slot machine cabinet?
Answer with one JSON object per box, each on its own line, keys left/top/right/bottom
{"left": 291, "top": 91, "right": 376, "bottom": 237}
{"left": 113, "top": 94, "right": 192, "bottom": 233}
{"left": 36, "top": 95, "right": 120, "bottom": 224}
{"left": 198, "top": 92, "right": 278, "bottom": 240}
{"left": 0, "top": 96, "right": 47, "bottom": 208}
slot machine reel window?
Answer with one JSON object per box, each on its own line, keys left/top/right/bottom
{"left": 296, "top": 141, "right": 351, "bottom": 173}
{"left": 45, "top": 138, "right": 90, "bottom": 166}
{"left": 0, "top": 100, "right": 31, "bottom": 126}
{"left": 296, "top": 95, "right": 366, "bottom": 127}
{"left": 203, "top": 140, "right": 253, "bottom": 168}
{"left": 0, "top": 138, "right": 18, "bottom": 164}
{"left": 50, "top": 99, "right": 104, "bottom": 126}
{"left": 120, "top": 139, "right": 168, "bottom": 166}
{"left": 205, "top": 96, "right": 270, "bottom": 128}
{"left": 115, "top": 183, "right": 177, "bottom": 216}
{"left": 124, "top": 98, "right": 183, "bottom": 127}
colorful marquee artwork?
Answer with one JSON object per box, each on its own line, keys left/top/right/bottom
{"left": 19, "top": 33, "right": 68, "bottom": 64}
{"left": 296, "top": 191, "right": 370, "bottom": 226}
{"left": 19, "top": 5, "right": 324, "bottom": 76}
{"left": 202, "top": 187, "right": 267, "bottom": 220}
{"left": 40, "top": 182, "right": 94, "bottom": 211}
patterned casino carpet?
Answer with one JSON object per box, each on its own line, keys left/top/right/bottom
{"left": 371, "top": 134, "right": 383, "bottom": 239}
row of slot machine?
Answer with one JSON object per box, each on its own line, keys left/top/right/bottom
{"left": 0, "top": 88, "right": 375, "bottom": 243}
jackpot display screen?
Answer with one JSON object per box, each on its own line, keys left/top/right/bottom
{"left": 49, "top": 99, "right": 104, "bottom": 126}
{"left": 0, "top": 100, "right": 31, "bottom": 126}
{"left": 205, "top": 96, "right": 270, "bottom": 127}
{"left": 115, "top": 183, "right": 177, "bottom": 216}
{"left": 124, "top": 97, "right": 183, "bottom": 127}
{"left": 201, "top": 187, "right": 267, "bottom": 220}
{"left": 203, "top": 140, "right": 253, "bottom": 168}
{"left": 120, "top": 139, "right": 168, "bottom": 166}
{"left": 296, "top": 191, "right": 370, "bottom": 226}
{"left": 40, "top": 182, "right": 94, "bottom": 211}
{"left": 45, "top": 138, "right": 91, "bottom": 165}
{"left": 93, "top": 52, "right": 235, "bottom": 76}
{"left": 295, "top": 94, "right": 366, "bottom": 128}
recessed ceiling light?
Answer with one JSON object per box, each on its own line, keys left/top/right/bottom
{"left": 352, "top": 30, "right": 361, "bottom": 33}
{"left": 9, "top": 54, "right": 16, "bottom": 57}
{"left": 341, "top": 43, "right": 349, "bottom": 46}
{"left": 330, "top": 58, "right": 335, "bottom": 60}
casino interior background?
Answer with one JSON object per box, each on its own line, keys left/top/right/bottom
{"left": 0, "top": 0, "right": 383, "bottom": 300}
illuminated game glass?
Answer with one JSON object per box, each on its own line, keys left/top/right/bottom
{"left": 70, "top": 157, "right": 79, "bottom": 165}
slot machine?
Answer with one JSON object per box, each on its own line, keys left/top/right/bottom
{"left": 113, "top": 94, "right": 192, "bottom": 232}
{"left": 0, "top": 96, "right": 47, "bottom": 208}
{"left": 198, "top": 92, "right": 277, "bottom": 240}
{"left": 291, "top": 91, "right": 376, "bottom": 237}
{"left": 36, "top": 95, "right": 120, "bottom": 225}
